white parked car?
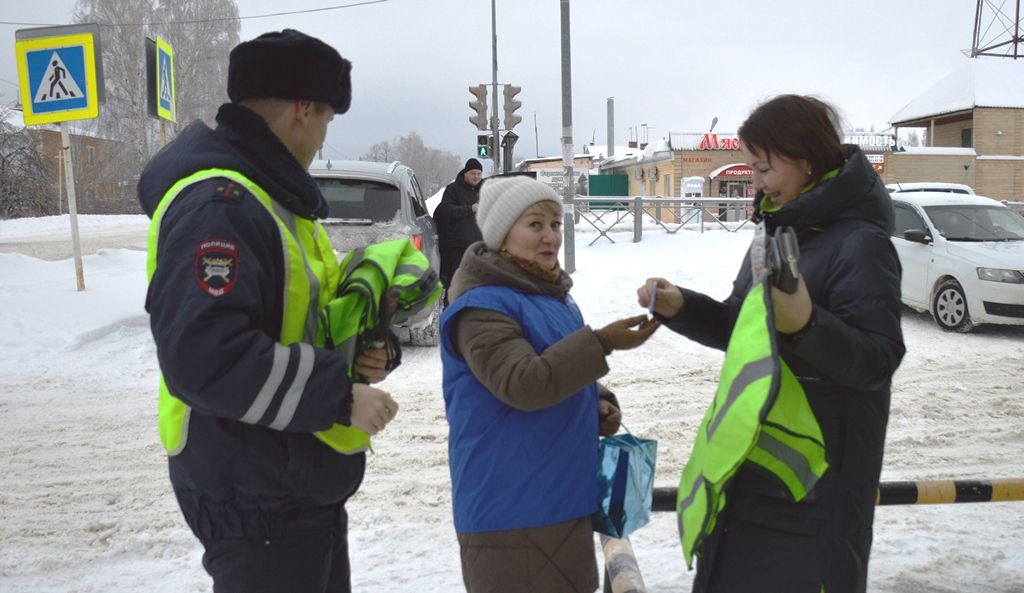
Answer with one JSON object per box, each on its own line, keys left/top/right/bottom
{"left": 886, "top": 182, "right": 975, "bottom": 195}
{"left": 890, "top": 192, "right": 1024, "bottom": 332}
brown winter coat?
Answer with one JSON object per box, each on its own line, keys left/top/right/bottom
{"left": 447, "top": 242, "right": 617, "bottom": 593}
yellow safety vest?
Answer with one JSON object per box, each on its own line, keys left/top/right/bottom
{"left": 676, "top": 278, "right": 829, "bottom": 568}
{"left": 146, "top": 168, "right": 369, "bottom": 456}
{"left": 315, "top": 238, "right": 441, "bottom": 451}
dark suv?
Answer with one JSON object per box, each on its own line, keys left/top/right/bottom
{"left": 309, "top": 159, "right": 441, "bottom": 346}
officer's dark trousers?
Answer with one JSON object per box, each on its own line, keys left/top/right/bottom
{"left": 176, "top": 488, "right": 351, "bottom": 593}
{"left": 201, "top": 528, "right": 350, "bottom": 593}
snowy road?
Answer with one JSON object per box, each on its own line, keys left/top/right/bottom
{"left": 0, "top": 215, "right": 1021, "bottom": 592}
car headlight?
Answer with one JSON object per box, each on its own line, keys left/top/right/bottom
{"left": 977, "top": 267, "right": 1024, "bottom": 283}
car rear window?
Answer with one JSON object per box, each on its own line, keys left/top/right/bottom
{"left": 316, "top": 178, "right": 401, "bottom": 222}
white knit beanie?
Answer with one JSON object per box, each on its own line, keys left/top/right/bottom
{"left": 476, "top": 176, "right": 561, "bottom": 249}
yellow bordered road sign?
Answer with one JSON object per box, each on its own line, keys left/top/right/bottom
{"left": 155, "top": 36, "right": 175, "bottom": 122}
{"left": 15, "top": 24, "right": 103, "bottom": 126}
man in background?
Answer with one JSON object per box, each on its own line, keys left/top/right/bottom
{"left": 434, "top": 158, "right": 484, "bottom": 304}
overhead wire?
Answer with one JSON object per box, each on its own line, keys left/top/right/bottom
{"left": 0, "top": 0, "right": 390, "bottom": 28}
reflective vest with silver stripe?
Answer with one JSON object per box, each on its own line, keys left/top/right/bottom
{"left": 675, "top": 278, "right": 829, "bottom": 568}
{"left": 315, "top": 239, "right": 441, "bottom": 451}
{"left": 319, "top": 239, "right": 441, "bottom": 365}
{"left": 146, "top": 168, "right": 369, "bottom": 456}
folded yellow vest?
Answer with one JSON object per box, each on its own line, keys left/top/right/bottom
{"left": 676, "top": 278, "right": 829, "bottom": 568}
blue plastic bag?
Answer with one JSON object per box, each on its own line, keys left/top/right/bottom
{"left": 592, "top": 433, "right": 657, "bottom": 538}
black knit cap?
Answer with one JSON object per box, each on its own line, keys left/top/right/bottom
{"left": 228, "top": 29, "right": 352, "bottom": 114}
{"left": 463, "top": 158, "right": 483, "bottom": 172}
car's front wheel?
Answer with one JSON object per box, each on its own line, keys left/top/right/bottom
{"left": 932, "top": 279, "right": 974, "bottom": 333}
{"left": 408, "top": 299, "right": 441, "bottom": 347}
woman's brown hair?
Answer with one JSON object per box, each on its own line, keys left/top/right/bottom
{"left": 738, "top": 94, "right": 845, "bottom": 180}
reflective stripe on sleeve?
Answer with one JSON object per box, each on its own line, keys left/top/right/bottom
{"left": 240, "top": 343, "right": 290, "bottom": 424}
{"left": 270, "top": 342, "right": 315, "bottom": 430}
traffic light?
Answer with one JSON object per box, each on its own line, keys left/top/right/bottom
{"left": 500, "top": 131, "right": 519, "bottom": 174}
{"left": 477, "top": 133, "right": 492, "bottom": 159}
{"left": 468, "top": 84, "right": 488, "bottom": 130}
{"left": 502, "top": 85, "right": 522, "bottom": 130}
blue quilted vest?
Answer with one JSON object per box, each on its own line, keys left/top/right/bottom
{"left": 441, "top": 285, "right": 600, "bottom": 533}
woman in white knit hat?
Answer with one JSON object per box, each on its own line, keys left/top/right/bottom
{"left": 439, "top": 175, "right": 659, "bottom": 593}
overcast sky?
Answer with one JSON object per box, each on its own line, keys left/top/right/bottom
{"left": 0, "top": 0, "right": 989, "bottom": 168}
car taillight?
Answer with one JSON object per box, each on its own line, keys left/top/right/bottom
{"left": 411, "top": 234, "right": 423, "bottom": 251}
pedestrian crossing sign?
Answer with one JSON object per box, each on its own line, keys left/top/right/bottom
{"left": 155, "top": 36, "right": 175, "bottom": 122}
{"left": 16, "top": 26, "right": 101, "bottom": 126}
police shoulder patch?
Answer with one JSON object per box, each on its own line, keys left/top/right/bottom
{"left": 194, "top": 239, "right": 239, "bottom": 297}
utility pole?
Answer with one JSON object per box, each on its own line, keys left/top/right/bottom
{"left": 560, "top": 0, "right": 575, "bottom": 273}
{"left": 490, "top": 0, "right": 500, "bottom": 172}
{"left": 607, "top": 97, "right": 614, "bottom": 158}
{"left": 534, "top": 112, "right": 539, "bottom": 158}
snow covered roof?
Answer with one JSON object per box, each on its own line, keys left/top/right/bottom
{"left": 1, "top": 107, "right": 111, "bottom": 140}
{"left": 583, "top": 144, "right": 641, "bottom": 159}
{"left": 890, "top": 58, "right": 1024, "bottom": 125}
{"left": 898, "top": 146, "right": 977, "bottom": 156}
{"left": 518, "top": 154, "right": 594, "bottom": 167}
{"left": 642, "top": 139, "right": 672, "bottom": 160}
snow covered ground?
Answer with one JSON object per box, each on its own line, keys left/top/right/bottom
{"left": 1, "top": 214, "right": 1022, "bottom": 593}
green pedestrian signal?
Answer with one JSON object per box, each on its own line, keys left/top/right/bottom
{"left": 476, "top": 133, "right": 492, "bottom": 159}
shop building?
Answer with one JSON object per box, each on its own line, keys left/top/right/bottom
{"left": 598, "top": 59, "right": 1023, "bottom": 203}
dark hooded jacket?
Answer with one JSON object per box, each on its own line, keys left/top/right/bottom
{"left": 138, "top": 103, "right": 364, "bottom": 539}
{"left": 664, "top": 146, "right": 905, "bottom": 593}
{"left": 434, "top": 165, "right": 483, "bottom": 286}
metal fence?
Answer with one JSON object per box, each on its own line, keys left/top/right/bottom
{"left": 575, "top": 196, "right": 754, "bottom": 246}
{"left": 575, "top": 197, "right": 1024, "bottom": 247}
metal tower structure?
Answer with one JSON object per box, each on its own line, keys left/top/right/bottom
{"left": 972, "top": 0, "right": 1023, "bottom": 58}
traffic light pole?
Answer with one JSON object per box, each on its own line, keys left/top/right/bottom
{"left": 490, "top": 0, "right": 500, "bottom": 173}
{"left": 560, "top": 0, "right": 575, "bottom": 274}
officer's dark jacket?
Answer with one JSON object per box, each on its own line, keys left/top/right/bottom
{"left": 663, "top": 146, "right": 906, "bottom": 592}
{"left": 137, "top": 104, "right": 364, "bottom": 530}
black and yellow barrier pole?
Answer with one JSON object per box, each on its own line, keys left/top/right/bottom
{"left": 874, "top": 478, "right": 1024, "bottom": 505}
{"left": 652, "top": 478, "right": 1024, "bottom": 512}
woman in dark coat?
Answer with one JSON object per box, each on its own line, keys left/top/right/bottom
{"left": 639, "top": 95, "right": 906, "bottom": 593}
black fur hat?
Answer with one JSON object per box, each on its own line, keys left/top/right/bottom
{"left": 228, "top": 29, "right": 352, "bottom": 114}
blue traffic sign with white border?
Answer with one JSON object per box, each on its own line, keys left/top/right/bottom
{"left": 27, "top": 46, "right": 89, "bottom": 114}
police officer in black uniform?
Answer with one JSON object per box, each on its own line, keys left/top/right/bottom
{"left": 137, "top": 30, "right": 398, "bottom": 593}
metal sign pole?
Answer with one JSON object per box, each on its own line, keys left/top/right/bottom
{"left": 56, "top": 154, "right": 63, "bottom": 215}
{"left": 60, "top": 121, "right": 85, "bottom": 291}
